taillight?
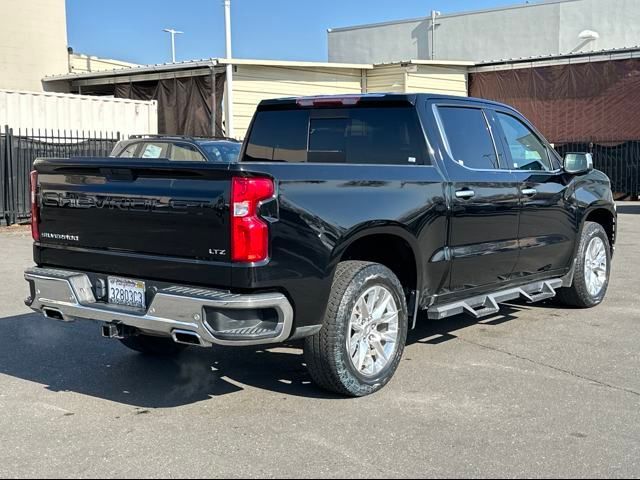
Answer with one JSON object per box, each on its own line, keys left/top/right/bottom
{"left": 231, "top": 177, "right": 274, "bottom": 263}
{"left": 30, "top": 170, "right": 40, "bottom": 242}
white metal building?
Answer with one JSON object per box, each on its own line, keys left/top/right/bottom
{"left": 0, "top": 89, "right": 158, "bottom": 137}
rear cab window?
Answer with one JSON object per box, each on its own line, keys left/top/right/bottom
{"left": 243, "top": 101, "right": 429, "bottom": 166}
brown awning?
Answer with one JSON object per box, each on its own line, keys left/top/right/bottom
{"left": 115, "top": 72, "right": 226, "bottom": 137}
{"left": 469, "top": 59, "right": 640, "bottom": 143}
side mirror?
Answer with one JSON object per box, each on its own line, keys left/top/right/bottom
{"left": 564, "top": 153, "right": 593, "bottom": 174}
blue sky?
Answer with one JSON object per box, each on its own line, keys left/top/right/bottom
{"left": 66, "top": 0, "right": 524, "bottom": 65}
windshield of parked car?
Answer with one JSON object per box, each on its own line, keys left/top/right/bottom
{"left": 199, "top": 141, "right": 242, "bottom": 162}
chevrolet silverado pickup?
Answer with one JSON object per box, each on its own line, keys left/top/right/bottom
{"left": 24, "top": 94, "right": 616, "bottom": 397}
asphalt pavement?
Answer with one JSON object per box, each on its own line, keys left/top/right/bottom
{"left": 0, "top": 204, "right": 639, "bottom": 478}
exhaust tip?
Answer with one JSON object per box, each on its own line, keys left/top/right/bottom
{"left": 43, "top": 308, "right": 65, "bottom": 321}
{"left": 172, "top": 330, "right": 204, "bottom": 347}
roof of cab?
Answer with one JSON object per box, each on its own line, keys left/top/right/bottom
{"left": 257, "top": 93, "right": 513, "bottom": 111}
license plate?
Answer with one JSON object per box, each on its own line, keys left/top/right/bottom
{"left": 108, "top": 277, "right": 146, "bottom": 309}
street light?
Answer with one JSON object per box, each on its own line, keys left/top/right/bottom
{"left": 163, "top": 28, "right": 184, "bottom": 63}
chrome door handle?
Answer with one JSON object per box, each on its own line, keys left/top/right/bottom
{"left": 521, "top": 188, "right": 537, "bottom": 197}
{"left": 455, "top": 189, "right": 476, "bottom": 200}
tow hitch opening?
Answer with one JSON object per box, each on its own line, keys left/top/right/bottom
{"left": 101, "top": 323, "right": 136, "bottom": 340}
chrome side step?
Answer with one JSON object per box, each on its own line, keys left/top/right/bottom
{"left": 427, "top": 278, "right": 563, "bottom": 320}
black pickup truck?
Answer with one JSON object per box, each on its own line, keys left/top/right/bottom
{"left": 24, "top": 94, "right": 616, "bottom": 397}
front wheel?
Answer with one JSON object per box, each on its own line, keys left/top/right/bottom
{"left": 556, "top": 221, "right": 611, "bottom": 308}
{"left": 304, "top": 261, "right": 408, "bottom": 397}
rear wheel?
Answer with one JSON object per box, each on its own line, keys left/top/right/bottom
{"left": 304, "top": 261, "right": 408, "bottom": 397}
{"left": 119, "top": 334, "right": 188, "bottom": 356}
{"left": 556, "top": 221, "right": 611, "bottom": 308}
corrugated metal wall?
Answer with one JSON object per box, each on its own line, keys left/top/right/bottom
{"left": 230, "top": 63, "right": 468, "bottom": 138}
{"left": 232, "top": 65, "right": 364, "bottom": 138}
{"left": 365, "top": 64, "right": 468, "bottom": 96}
{"left": 406, "top": 65, "right": 468, "bottom": 96}
{"left": 365, "top": 65, "right": 407, "bottom": 93}
{"left": 0, "top": 90, "right": 158, "bottom": 136}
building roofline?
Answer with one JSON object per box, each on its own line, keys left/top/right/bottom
{"left": 216, "top": 58, "right": 373, "bottom": 69}
{"left": 327, "top": 0, "right": 581, "bottom": 33}
{"left": 43, "top": 59, "right": 219, "bottom": 82}
{"left": 70, "top": 53, "right": 140, "bottom": 68}
{"left": 371, "top": 59, "right": 476, "bottom": 68}
{"left": 470, "top": 45, "right": 640, "bottom": 72}
{"left": 0, "top": 88, "right": 156, "bottom": 104}
{"left": 43, "top": 57, "right": 374, "bottom": 82}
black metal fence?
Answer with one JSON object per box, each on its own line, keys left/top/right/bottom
{"left": 1, "top": 127, "right": 637, "bottom": 227}
{"left": 555, "top": 140, "right": 640, "bottom": 199}
{"left": 0, "top": 126, "right": 121, "bottom": 225}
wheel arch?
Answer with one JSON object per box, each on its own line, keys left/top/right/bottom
{"left": 582, "top": 205, "right": 616, "bottom": 253}
{"left": 331, "top": 224, "right": 422, "bottom": 298}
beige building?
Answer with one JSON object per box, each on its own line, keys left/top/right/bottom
{"left": 365, "top": 60, "right": 471, "bottom": 96}
{"left": 44, "top": 58, "right": 471, "bottom": 139}
{"left": 218, "top": 59, "right": 369, "bottom": 138}
{"left": 0, "top": 0, "right": 138, "bottom": 92}
{"left": 0, "top": 0, "right": 69, "bottom": 91}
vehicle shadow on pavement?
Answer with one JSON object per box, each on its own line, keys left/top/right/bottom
{"left": 0, "top": 313, "right": 341, "bottom": 407}
{"left": 407, "top": 305, "right": 525, "bottom": 345}
{"left": 0, "top": 304, "right": 534, "bottom": 406}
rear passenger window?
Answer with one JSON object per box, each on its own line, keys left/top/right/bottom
{"left": 170, "top": 144, "right": 206, "bottom": 162}
{"left": 117, "top": 143, "right": 140, "bottom": 158}
{"left": 438, "top": 107, "right": 499, "bottom": 170}
{"left": 141, "top": 142, "right": 169, "bottom": 159}
{"left": 244, "top": 107, "right": 429, "bottom": 165}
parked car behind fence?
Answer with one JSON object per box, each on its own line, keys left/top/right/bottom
{"left": 1, "top": 129, "right": 243, "bottom": 226}
{"left": 111, "top": 135, "right": 242, "bottom": 163}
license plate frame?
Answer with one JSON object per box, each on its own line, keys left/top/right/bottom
{"left": 107, "top": 277, "right": 146, "bottom": 310}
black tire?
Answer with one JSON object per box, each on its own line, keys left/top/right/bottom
{"left": 304, "top": 261, "right": 409, "bottom": 397}
{"left": 556, "top": 221, "right": 611, "bottom": 308}
{"left": 119, "top": 334, "right": 188, "bottom": 356}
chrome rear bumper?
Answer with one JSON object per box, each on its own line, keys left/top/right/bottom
{"left": 24, "top": 267, "right": 294, "bottom": 347}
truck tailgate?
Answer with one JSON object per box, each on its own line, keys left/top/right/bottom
{"left": 34, "top": 158, "right": 233, "bottom": 285}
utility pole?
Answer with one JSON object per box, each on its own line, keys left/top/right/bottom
{"left": 163, "top": 28, "right": 183, "bottom": 63}
{"left": 430, "top": 10, "right": 441, "bottom": 60}
{"left": 223, "top": 0, "right": 235, "bottom": 138}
